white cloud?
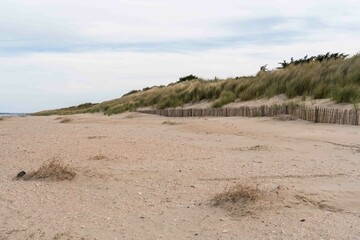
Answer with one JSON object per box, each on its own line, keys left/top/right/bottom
{"left": 2, "top": 0, "right": 358, "bottom": 45}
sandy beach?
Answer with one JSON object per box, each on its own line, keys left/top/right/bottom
{"left": 1, "top": 113, "right": 359, "bottom": 239}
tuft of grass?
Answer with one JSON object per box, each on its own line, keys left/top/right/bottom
{"left": 211, "top": 183, "right": 260, "bottom": 206}
{"left": 247, "top": 145, "right": 268, "bottom": 151}
{"left": 22, "top": 160, "right": 76, "bottom": 181}
{"left": 162, "top": 121, "right": 182, "bottom": 125}
{"left": 59, "top": 118, "right": 72, "bottom": 123}
{"left": 210, "top": 184, "right": 264, "bottom": 216}
{"left": 88, "top": 155, "right": 108, "bottom": 161}
{"left": 88, "top": 135, "right": 107, "bottom": 139}
{"left": 124, "top": 112, "right": 142, "bottom": 119}
{"left": 232, "top": 145, "right": 269, "bottom": 151}
{"left": 0, "top": 117, "right": 4, "bottom": 121}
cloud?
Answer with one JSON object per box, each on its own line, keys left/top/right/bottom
{"left": 1, "top": 0, "right": 359, "bottom": 53}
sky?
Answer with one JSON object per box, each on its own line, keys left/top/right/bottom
{"left": 1, "top": 0, "right": 360, "bottom": 113}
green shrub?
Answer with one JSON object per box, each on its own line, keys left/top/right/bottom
{"left": 177, "top": 74, "right": 198, "bottom": 83}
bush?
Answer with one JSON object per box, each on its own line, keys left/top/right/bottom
{"left": 122, "top": 89, "right": 140, "bottom": 97}
{"left": 177, "top": 74, "right": 198, "bottom": 83}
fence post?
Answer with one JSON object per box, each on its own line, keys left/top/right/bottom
{"left": 315, "top": 107, "right": 319, "bottom": 123}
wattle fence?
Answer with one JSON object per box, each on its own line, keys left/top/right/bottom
{"left": 137, "top": 105, "right": 360, "bottom": 125}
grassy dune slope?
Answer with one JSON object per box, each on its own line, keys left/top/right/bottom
{"left": 34, "top": 54, "right": 360, "bottom": 116}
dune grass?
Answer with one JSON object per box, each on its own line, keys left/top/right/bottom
{"left": 34, "top": 53, "right": 360, "bottom": 116}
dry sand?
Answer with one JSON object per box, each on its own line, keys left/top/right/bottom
{"left": 0, "top": 113, "right": 359, "bottom": 239}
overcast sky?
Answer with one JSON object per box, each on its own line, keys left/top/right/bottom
{"left": 1, "top": 0, "right": 359, "bottom": 112}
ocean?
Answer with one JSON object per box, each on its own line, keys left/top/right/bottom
{"left": 0, "top": 113, "right": 28, "bottom": 117}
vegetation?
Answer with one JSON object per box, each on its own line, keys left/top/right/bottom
{"left": 278, "top": 52, "right": 348, "bottom": 69}
{"left": 59, "top": 118, "right": 72, "bottom": 123}
{"left": 162, "top": 121, "right": 183, "bottom": 125}
{"left": 210, "top": 183, "right": 262, "bottom": 216}
{"left": 34, "top": 53, "right": 360, "bottom": 116}
{"left": 63, "top": 102, "right": 97, "bottom": 110}
{"left": 177, "top": 74, "right": 199, "bottom": 83}
{"left": 21, "top": 160, "right": 76, "bottom": 181}
{"left": 212, "top": 91, "right": 236, "bottom": 108}
{"left": 122, "top": 89, "right": 140, "bottom": 97}
{"left": 211, "top": 183, "right": 260, "bottom": 206}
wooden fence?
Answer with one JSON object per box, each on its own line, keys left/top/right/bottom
{"left": 137, "top": 105, "right": 360, "bottom": 125}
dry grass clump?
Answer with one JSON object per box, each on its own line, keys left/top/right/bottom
{"left": 59, "top": 118, "right": 72, "bottom": 123}
{"left": 0, "top": 117, "right": 4, "bottom": 121}
{"left": 88, "top": 155, "right": 108, "bottom": 161}
{"left": 162, "top": 121, "right": 182, "bottom": 125}
{"left": 88, "top": 135, "right": 107, "bottom": 139}
{"left": 248, "top": 145, "right": 268, "bottom": 151}
{"left": 273, "top": 114, "right": 298, "bottom": 121}
{"left": 124, "top": 112, "right": 142, "bottom": 119}
{"left": 211, "top": 184, "right": 262, "bottom": 216}
{"left": 23, "top": 160, "right": 76, "bottom": 181}
{"left": 212, "top": 184, "right": 260, "bottom": 206}
{"left": 232, "top": 145, "right": 269, "bottom": 151}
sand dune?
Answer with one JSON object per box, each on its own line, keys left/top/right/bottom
{"left": 0, "top": 113, "right": 359, "bottom": 239}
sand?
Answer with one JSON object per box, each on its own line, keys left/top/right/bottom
{"left": 0, "top": 113, "right": 359, "bottom": 239}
